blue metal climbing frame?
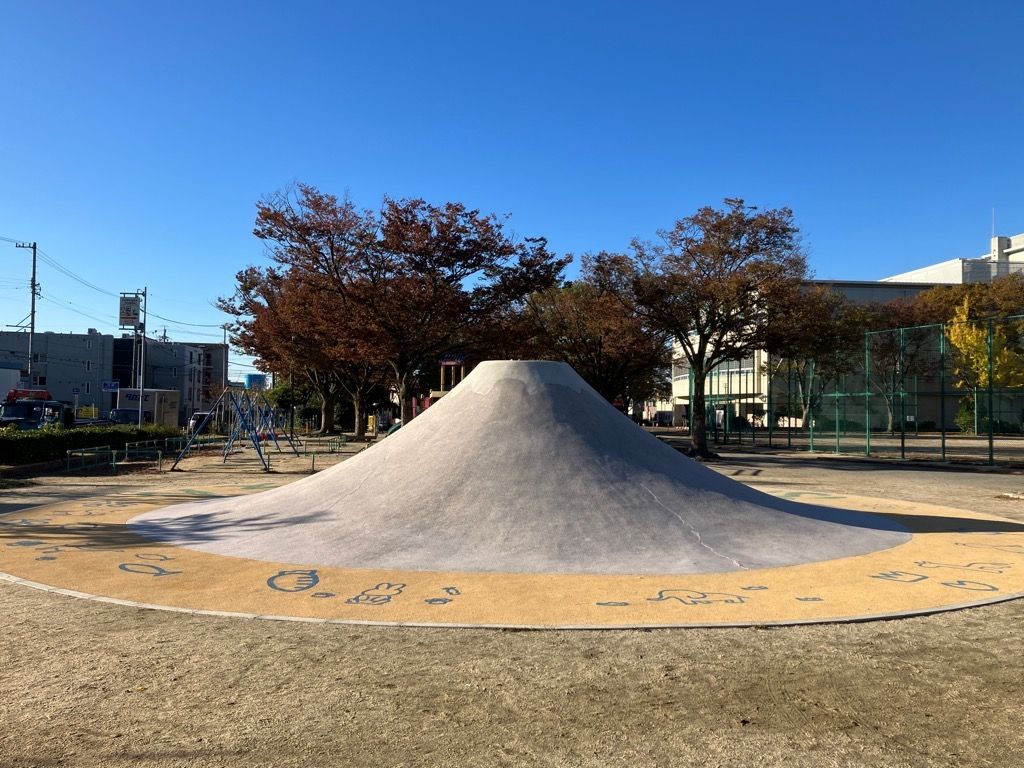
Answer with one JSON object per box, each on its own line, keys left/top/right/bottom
{"left": 171, "top": 388, "right": 299, "bottom": 471}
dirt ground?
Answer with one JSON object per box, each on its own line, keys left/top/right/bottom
{"left": 3, "top": 447, "right": 1024, "bottom": 767}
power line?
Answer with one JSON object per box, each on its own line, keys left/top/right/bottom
{"left": 147, "top": 309, "right": 226, "bottom": 328}
{"left": 152, "top": 326, "right": 226, "bottom": 340}
{"left": 10, "top": 237, "right": 233, "bottom": 333}
{"left": 42, "top": 251, "right": 229, "bottom": 328}
{"left": 37, "top": 290, "right": 228, "bottom": 339}
{"left": 36, "top": 248, "right": 118, "bottom": 298}
{"left": 35, "top": 250, "right": 229, "bottom": 327}
{"left": 37, "top": 291, "right": 116, "bottom": 326}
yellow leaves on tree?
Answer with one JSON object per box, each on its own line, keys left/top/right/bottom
{"left": 946, "top": 297, "right": 1024, "bottom": 390}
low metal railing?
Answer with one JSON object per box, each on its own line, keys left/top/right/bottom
{"left": 66, "top": 445, "right": 116, "bottom": 473}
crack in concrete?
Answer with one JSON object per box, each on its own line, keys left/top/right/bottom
{"left": 639, "top": 483, "right": 749, "bottom": 571}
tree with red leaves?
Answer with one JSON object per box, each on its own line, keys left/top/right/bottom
{"left": 238, "top": 184, "right": 568, "bottom": 424}
{"left": 522, "top": 257, "right": 670, "bottom": 406}
{"left": 595, "top": 200, "right": 806, "bottom": 458}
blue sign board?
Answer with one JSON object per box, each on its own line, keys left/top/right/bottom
{"left": 102, "top": 380, "right": 120, "bottom": 392}
{"left": 72, "top": 387, "right": 81, "bottom": 395}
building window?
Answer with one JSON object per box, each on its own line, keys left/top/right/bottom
{"left": 86, "top": 360, "right": 92, "bottom": 372}
{"left": 85, "top": 382, "right": 91, "bottom": 394}
{"left": 32, "top": 375, "right": 46, "bottom": 386}
{"left": 672, "top": 362, "right": 691, "bottom": 382}
{"left": 172, "top": 366, "right": 178, "bottom": 377}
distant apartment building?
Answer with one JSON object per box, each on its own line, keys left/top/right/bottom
{"left": 0, "top": 329, "right": 227, "bottom": 425}
{"left": 111, "top": 336, "right": 228, "bottom": 420}
{"left": 0, "top": 329, "right": 114, "bottom": 410}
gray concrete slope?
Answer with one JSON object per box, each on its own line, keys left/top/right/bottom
{"left": 130, "top": 361, "right": 909, "bottom": 574}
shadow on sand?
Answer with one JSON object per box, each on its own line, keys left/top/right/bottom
{"left": 0, "top": 507, "right": 326, "bottom": 552}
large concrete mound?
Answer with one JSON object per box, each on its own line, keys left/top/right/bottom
{"left": 130, "top": 360, "right": 909, "bottom": 574}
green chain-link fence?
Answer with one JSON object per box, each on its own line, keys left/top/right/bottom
{"left": 691, "top": 314, "right": 1024, "bottom": 466}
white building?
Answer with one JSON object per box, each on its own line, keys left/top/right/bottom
{"left": 658, "top": 279, "right": 943, "bottom": 427}
{"left": 658, "top": 231, "right": 1024, "bottom": 427}
{"left": 883, "top": 233, "right": 1024, "bottom": 284}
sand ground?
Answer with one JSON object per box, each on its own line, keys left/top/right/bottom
{"left": 2, "top": 446, "right": 1024, "bottom": 767}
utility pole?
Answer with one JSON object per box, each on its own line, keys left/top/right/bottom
{"left": 221, "top": 324, "right": 229, "bottom": 432}
{"left": 222, "top": 325, "right": 228, "bottom": 392}
{"left": 14, "top": 242, "right": 38, "bottom": 381}
{"left": 138, "top": 287, "right": 148, "bottom": 428}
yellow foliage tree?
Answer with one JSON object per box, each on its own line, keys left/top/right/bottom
{"left": 946, "top": 296, "right": 1024, "bottom": 390}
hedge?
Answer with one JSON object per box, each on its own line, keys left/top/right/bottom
{"left": 0, "top": 425, "right": 181, "bottom": 465}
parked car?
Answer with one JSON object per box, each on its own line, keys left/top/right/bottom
{"left": 109, "top": 407, "right": 152, "bottom": 425}
{"left": 188, "top": 412, "right": 212, "bottom": 434}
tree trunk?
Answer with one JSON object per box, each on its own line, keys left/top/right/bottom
{"left": 688, "top": 365, "right": 715, "bottom": 458}
{"left": 391, "top": 364, "right": 412, "bottom": 425}
{"left": 795, "top": 375, "right": 810, "bottom": 425}
{"left": 318, "top": 390, "right": 336, "bottom": 434}
{"left": 884, "top": 395, "right": 895, "bottom": 434}
{"left": 352, "top": 394, "right": 364, "bottom": 439}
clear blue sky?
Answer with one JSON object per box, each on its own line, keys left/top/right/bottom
{"left": 2, "top": 2, "right": 1022, "bottom": 376}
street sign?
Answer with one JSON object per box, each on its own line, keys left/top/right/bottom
{"left": 72, "top": 387, "right": 81, "bottom": 395}
{"left": 102, "top": 380, "right": 120, "bottom": 392}
{"left": 119, "top": 295, "right": 141, "bottom": 329}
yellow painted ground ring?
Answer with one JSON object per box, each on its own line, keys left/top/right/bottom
{"left": 3, "top": 486, "right": 1024, "bottom": 629}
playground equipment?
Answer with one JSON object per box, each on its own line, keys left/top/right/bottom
{"left": 171, "top": 388, "right": 299, "bottom": 471}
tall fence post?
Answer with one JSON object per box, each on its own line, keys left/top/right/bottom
{"left": 808, "top": 359, "right": 815, "bottom": 453}
{"left": 834, "top": 354, "right": 840, "bottom": 455}
{"left": 864, "top": 333, "right": 872, "bottom": 457}
{"left": 688, "top": 366, "right": 694, "bottom": 439}
{"left": 988, "top": 318, "right": 995, "bottom": 466}
{"left": 787, "top": 359, "right": 793, "bottom": 449}
{"left": 939, "top": 324, "right": 947, "bottom": 462}
{"left": 748, "top": 359, "right": 755, "bottom": 446}
{"left": 723, "top": 360, "right": 730, "bottom": 445}
{"left": 766, "top": 352, "right": 774, "bottom": 447}
{"left": 899, "top": 327, "right": 906, "bottom": 460}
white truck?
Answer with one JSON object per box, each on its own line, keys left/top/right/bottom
{"left": 110, "top": 388, "right": 181, "bottom": 428}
